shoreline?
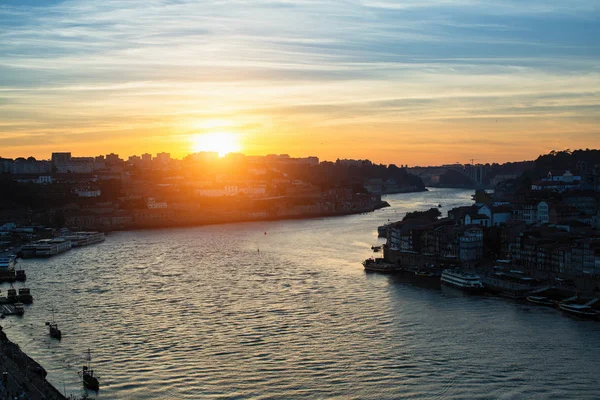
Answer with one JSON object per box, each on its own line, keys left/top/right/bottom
{"left": 93, "top": 200, "right": 392, "bottom": 233}
{"left": 0, "top": 326, "right": 66, "bottom": 400}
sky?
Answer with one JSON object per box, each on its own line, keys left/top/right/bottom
{"left": 0, "top": 0, "right": 599, "bottom": 166}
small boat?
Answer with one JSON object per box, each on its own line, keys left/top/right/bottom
{"left": 526, "top": 296, "right": 555, "bottom": 306}
{"left": 45, "top": 308, "right": 61, "bottom": 340}
{"left": 18, "top": 288, "right": 33, "bottom": 304}
{"left": 80, "top": 348, "right": 100, "bottom": 390}
{"left": 13, "top": 302, "right": 24, "bottom": 316}
{"left": 362, "top": 258, "right": 399, "bottom": 274}
{"left": 371, "top": 245, "right": 382, "bottom": 252}
{"left": 6, "top": 288, "right": 17, "bottom": 303}
{"left": 559, "top": 303, "right": 600, "bottom": 318}
{"left": 414, "top": 270, "right": 437, "bottom": 278}
{"left": 441, "top": 269, "right": 484, "bottom": 293}
{"left": 15, "top": 270, "right": 26, "bottom": 282}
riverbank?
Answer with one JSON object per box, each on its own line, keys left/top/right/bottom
{"left": 0, "top": 326, "right": 66, "bottom": 400}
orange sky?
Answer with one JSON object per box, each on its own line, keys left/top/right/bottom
{"left": 1, "top": 1, "right": 599, "bottom": 166}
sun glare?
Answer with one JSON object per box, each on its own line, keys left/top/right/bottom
{"left": 191, "top": 132, "right": 242, "bottom": 156}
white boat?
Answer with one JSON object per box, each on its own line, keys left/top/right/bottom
{"left": 64, "top": 232, "right": 105, "bottom": 247}
{"left": 362, "top": 258, "right": 399, "bottom": 274}
{"left": 441, "top": 269, "right": 484, "bottom": 292}
{"left": 21, "top": 238, "right": 72, "bottom": 258}
{"left": 559, "top": 303, "right": 599, "bottom": 318}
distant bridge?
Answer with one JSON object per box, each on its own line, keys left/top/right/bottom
{"left": 408, "top": 164, "right": 486, "bottom": 188}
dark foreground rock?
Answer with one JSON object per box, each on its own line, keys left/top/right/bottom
{"left": 0, "top": 326, "right": 66, "bottom": 400}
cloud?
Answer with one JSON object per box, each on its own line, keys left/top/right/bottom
{"left": 0, "top": 0, "right": 599, "bottom": 162}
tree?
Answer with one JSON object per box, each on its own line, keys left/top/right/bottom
{"left": 402, "top": 207, "right": 441, "bottom": 221}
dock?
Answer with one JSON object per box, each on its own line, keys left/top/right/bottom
{"left": 1, "top": 304, "right": 23, "bottom": 316}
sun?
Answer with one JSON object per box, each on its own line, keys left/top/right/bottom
{"left": 190, "top": 132, "right": 242, "bottom": 156}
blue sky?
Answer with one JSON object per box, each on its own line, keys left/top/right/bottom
{"left": 0, "top": 0, "right": 599, "bottom": 164}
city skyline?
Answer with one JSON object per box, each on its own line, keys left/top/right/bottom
{"left": 0, "top": 147, "right": 569, "bottom": 167}
{"left": 1, "top": 1, "right": 599, "bottom": 165}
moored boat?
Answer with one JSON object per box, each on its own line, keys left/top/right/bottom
{"left": 13, "top": 302, "right": 24, "bottom": 316}
{"left": 64, "top": 232, "right": 105, "bottom": 247}
{"left": 80, "top": 348, "right": 100, "bottom": 390}
{"left": 0, "top": 255, "right": 18, "bottom": 282}
{"left": 17, "top": 288, "right": 33, "bottom": 304}
{"left": 558, "top": 303, "right": 600, "bottom": 318}
{"left": 526, "top": 296, "right": 555, "bottom": 306}
{"left": 21, "top": 238, "right": 72, "bottom": 258}
{"left": 482, "top": 269, "right": 544, "bottom": 299}
{"left": 362, "top": 258, "right": 400, "bottom": 274}
{"left": 441, "top": 269, "right": 484, "bottom": 293}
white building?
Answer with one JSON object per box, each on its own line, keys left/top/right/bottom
{"left": 464, "top": 212, "right": 490, "bottom": 227}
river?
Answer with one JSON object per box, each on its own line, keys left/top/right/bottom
{"left": 3, "top": 188, "right": 600, "bottom": 399}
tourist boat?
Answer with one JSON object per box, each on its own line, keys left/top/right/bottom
{"left": 526, "top": 296, "right": 555, "bottom": 306}
{"left": 482, "top": 269, "right": 543, "bottom": 299}
{"left": 80, "top": 348, "right": 100, "bottom": 390}
{"left": 64, "top": 232, "right": 105, "bottom": 247}
{"left": 441, "top": 269, "right": 484, "bottom": 292}
{"left": 45, "top": 308, "right": 61, "bottom": 340}
{"left": 17, "top": 288, "right": 33, "bottom": 304}
{"left": 21, "top": 238, "right": 72, "bottom": 258}
{"left": 362, "top": 258, "right": 399, "bottom": 274}
{"left": 558, "top": 303, "right": 600, "bottom": 318}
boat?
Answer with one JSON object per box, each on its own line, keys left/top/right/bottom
{"left": 0, "top": 255, "right": 17, "bottom": 282}
{"left": 17, "top": 288, "right": 33, "bottom": 304}
{"left": 371, "top": 245, "right": 382, "bottom": 252}
{"left": 558, "top": 303, "right": 600, "bottom": 318}
{"left": 6, "top": 288, "right": 17, "bottom": 303}
{"left": 441, "top": 269, "right": 484, "bottom": 292}
{"left": 526, "top": 296, "right": 555, "bottom": 306}
{"left": 362, "top": 258, "right": 400, "bottom": 274}
{"left": 45, "top": 308, "right": 61, "bottom": 340}
{"left": 414, "top": 270, "right": 437, "bottom": 278}
{"left": 13, "top": 302, "right": 24, "bottom": 316}
{"left": 15, "top": 270, "right": 26, "bottom": 282}
{"left": 64, "top": 232, "right": 105, "bottom": 247}
{"left": 482, "top": 269, "right": 544, "bottom": 299}
{"left": 21, "top": 238, "right": 72, "bottom": 258}
{"left": 80, "top": 349, "right": 99, "bottom": 390}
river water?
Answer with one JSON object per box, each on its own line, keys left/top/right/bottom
{"left": 3, "top": 188, "right": 600, "bottom": 399}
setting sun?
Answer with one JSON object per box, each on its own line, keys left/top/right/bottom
{"left": 190, "top": 132, "right": 242, "bottom": 156}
